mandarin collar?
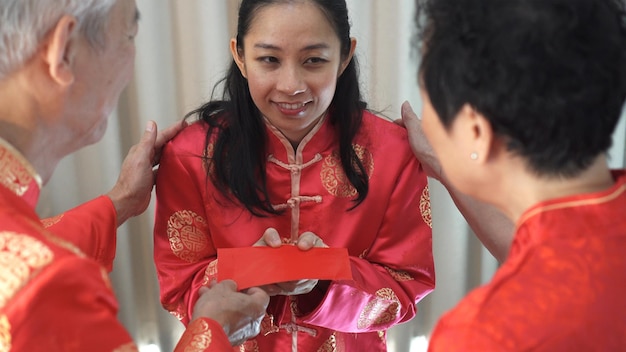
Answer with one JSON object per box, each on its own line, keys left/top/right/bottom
{"left": 0, "top": 137, "right": 42, "bottom": 208}
{"left": 263, "top": 112, "right": 329, "bottom": 156}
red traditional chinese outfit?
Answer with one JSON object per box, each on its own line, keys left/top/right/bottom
{"left": 0, "top": 138, "right": 231, "bottom": 351}
{"left": 154, "top": 111, "right": 435, "bottom": 351}
{"left": 428, "top": 170, "right": 626, "bottom": 351}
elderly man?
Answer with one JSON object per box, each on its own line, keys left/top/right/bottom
{"left": 0, "top": 0, "right": 268, "bottom": 350}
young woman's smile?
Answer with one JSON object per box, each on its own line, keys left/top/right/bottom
{"left": 231, "top": 1, "right": 352, "bottom": 145}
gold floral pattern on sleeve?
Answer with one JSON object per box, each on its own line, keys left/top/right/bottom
{"left": 383, "top": 266, "right": 414, "bottom": 281}
{"left": 177, "top": 319, "right": 212, "bottom": 351}
{"left": 201, "top": 260, "right": 219, "bottom": 285}
{"left": 321, "top": 144, "right": 374, "bottom": 198}
{"left": 165, "top": 302, "right": 187, "bottom": 322}
{"left": 167, "top": 210, "right": 210, "bottom": 263}
{"left": 317, "top": 332, "right": 337, "bottom": 352}
{"left": 0, "top": 232, "right": 53, "bottom": 308}
{"left": 357, "top": 288, "right": 401, "bottom": 329}
{"left": 40, "top": 214, "right": 63, "bottom": 228}
{"left": 239, "top": 339, "right": 260, "bottom": 352}
{"left": 419, "top": 186, "right": 432, "bottom": 228}
{"left": 0, "top": 315, "right": 10, "bottom": 352}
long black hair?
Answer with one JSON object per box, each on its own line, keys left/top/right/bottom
{"left": 186, "top": 0, "right": 368, "bottom": 216}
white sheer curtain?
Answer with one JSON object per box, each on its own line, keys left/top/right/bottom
{"left": 37, "top": 1, "right": 626, "bottom": 351}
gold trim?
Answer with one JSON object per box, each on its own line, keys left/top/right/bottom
{"left": 518, "top": 183, "right": 626, "bottom": 226}
{"left": 0, "top": 139, "right": 41, "bottom": 197}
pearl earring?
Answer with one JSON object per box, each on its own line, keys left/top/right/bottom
{"left": 470, "top": 152, "right": 479, "bottom": 160}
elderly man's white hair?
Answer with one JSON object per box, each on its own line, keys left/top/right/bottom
{"left": 0, "top": 0, "right": 117, "bottom": 80}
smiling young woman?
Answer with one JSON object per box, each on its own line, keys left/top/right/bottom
{"left": 152, "top": 0, "right": 435, "bottom": 351}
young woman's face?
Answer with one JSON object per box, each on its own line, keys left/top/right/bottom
{"left": 232, "top": 1, "right": 354, "bottom": 145}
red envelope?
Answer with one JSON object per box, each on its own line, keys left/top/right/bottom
{"left": 217, "top": 246, "right": 353, "bottom": 290}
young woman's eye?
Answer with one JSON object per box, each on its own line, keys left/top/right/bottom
{"left": 306, "top": 57, "right": 328, "bottom": 64}
{"left": 259, "top": 56, "right": 279, "bottom": 64}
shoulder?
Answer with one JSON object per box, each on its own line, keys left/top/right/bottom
{"left": 361, "top": 110, "right": 406, "bottom": 134}
{"left": 357, "top": 110, "right": 413, "bottom": 157}
{"left": 163, "top": 120, "right": 212, "bottom": 156}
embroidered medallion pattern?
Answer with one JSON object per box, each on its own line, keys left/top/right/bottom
{"left": 321, "top": 144, "right": 374, "bottom": 198}
{"left": 420, "top": 186, "right": 432, "bottom": 228}
{"left": 167, "top": 210, "right": 209, "bottom": 263}
{"left": 0, "top": 232, "right": 53, "bottom": 308}
{"left": 357, "top": 288, "right": 400, "bottom": 329}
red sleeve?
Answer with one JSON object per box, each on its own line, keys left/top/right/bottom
{"left": 6, "top": 257, "right": 135, "bottom": 352}
{"left": 6, "top": 253, "right": 231, "bottom": 352}
{"left": 154, "top": 139, "right": 217, "bottom": 325}
{"left": 174, "top": 318, "right": 233, "bottom": 351}
{"left": 303, "top": 154, "right": 435, "bottom": 332}
{"left": 41, "top": 196, "right": 117, "bottom": 271}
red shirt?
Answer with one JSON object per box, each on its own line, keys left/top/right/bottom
{"left": 429, "top": 171, "right": 626, "bottom": 351}
{"left": 154, "top": 111, "right": 435, "bottom": 351}
{"left": 0, "top": 139, "right": 231, "bottom": 351}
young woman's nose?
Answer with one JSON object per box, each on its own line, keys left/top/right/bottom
{"left": 276, "top": 65, "right": 306, "bottom": 95}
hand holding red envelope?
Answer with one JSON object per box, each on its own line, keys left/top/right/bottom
{"left": 217, "top": 245, "right": 353, "bottom": 290}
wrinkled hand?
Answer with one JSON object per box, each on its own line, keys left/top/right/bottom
{"left": 398, "top": 101, "right": 442, "bottom": 180}
{"left": 253, "top": 228, "right": 327, "bottom": 296}
{"left": 106, "top": 120, "right": 186, "bottom": 226}
{"left": 191, "top": 280, "right": 269, "bottom": 346}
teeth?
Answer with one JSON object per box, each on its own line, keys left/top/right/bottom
{"left": 279, "top": 103, "right": 305, "bottom": 110}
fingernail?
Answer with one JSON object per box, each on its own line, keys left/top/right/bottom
{"left": 146, "top": 121, "right": 155, "bottom": 132}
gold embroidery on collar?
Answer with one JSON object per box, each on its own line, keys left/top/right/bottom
{"left": 518, "top": 183, "right": 626, "bottom": 226}
{"left": 0, "top": 144, "right": 39, "bottom": 197}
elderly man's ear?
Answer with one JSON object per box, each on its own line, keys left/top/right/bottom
{"left": 42, "top": 15, "right": 78, "bottom": 86}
